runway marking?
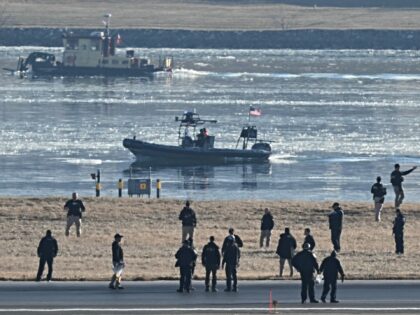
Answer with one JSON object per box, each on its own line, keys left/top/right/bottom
{"left": 1, "top": 307, "right": 420, "bottom": 312}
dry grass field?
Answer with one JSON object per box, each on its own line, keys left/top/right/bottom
{"left": 1, "top": 0, "right": 420, "bottom": 30}
{"left": 0, "top": 197, "right": 419, "bottom": 281}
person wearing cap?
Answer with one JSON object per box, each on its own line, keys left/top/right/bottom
{"left": 319, "top": 251, "right": 345, "bottom": 303}
{"left": 371, "top": 176, "right": 387, "bottom": 222}
{"left": 390, "top": 164, "right": 417, "bottom": 209}
{"left": 222, "top": 236, "right": 240, "bottom": 292}
{"left": 201, "top": 236, "right": 221, "bottom": 292}
{"left": 222, "top": 228, "right": 243, "bottom": 255}
{"left": 178, "top": 200, "right": 197, "bottom": 242}
{"left": 36, "top": 230, "right": 58, "bottom": 282}
{"left": 64, "top": 192, "right": 85, "bottom": 237}
{"left": 175, "top": 240, "right": 197, "bottom": 293}
{"left": 303, "top": 228, "right": 316, "bottom": 252}
{"left": 393, "top": 209, "right": 406, "bottom": 255}
{"left": 109, "top": 233, "right": 125, "bottom": 289}
{"left": 276, "top": 227, "right": 297, "bottom": 277}
{"left": 292, "top": 243, "right": 319, "bottom": 304}
{"left": 328, "top": 203, "right": 344, "bottom": 252}
{"left": 260, "top": 208, "right": 275, "bottom": 248}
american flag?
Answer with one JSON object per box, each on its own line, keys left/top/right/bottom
{"left": 249, "top": 106, "right": 262, "bottom": 116}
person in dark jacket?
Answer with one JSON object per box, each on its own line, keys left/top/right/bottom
{"left": 303, "top": 228, "right": 316, "bottom": 251}
{"left": 36, "top": 230, "right": 58, "bottom": 282}
{"left": 393, "top": 209, "right": 406, "bottom": 255}
{"left": 276, "top": 227, "right": 297, "bottom": 277}
{"left": 178, "top": 200, "right": 197, "bottom": 242}
{"left": 319, "top": 251, "right": 345, "bottom": 303}
{"left": 390, "top": 164, "right": 417, "bottom": 209}
{"left": 292, "top": 243, "right": 319, "bottom": 304}
{"left": 64, "top": 192, "right": 85, "bottom": 237}
{"left": 222, "top": 228, "right": 243, "bottom": 255}
{"left": 175, "top": 240, "right": 197, "bottom": 293}
{"left": 222, "top": 237, "right": 240, "bottom": 292}
{"left": 201, "top": 236, "right": 221, "bottom": 292}
{"left": 109, "top": 233, "right": 125, "bottom": 289}
{"left": 260, "top": 208, "right": 274, "bottom": 248}
{"left": 328, "top": 202, "right": 344, "bottom": 252}
{"left": 371, "top": 176, "right": 387, "bottom": 222}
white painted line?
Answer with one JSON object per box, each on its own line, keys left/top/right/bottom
{"left": 0, "top": 307, "right": 420, "bottom": 312}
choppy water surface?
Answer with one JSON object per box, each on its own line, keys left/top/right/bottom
{"left": 1, "top": 47, "right": 420, "bottom": 201}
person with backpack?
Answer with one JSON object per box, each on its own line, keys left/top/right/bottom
{"left": 260, "top": 208, "right": 274, "bottom": 248}
{"left": 371, "top": 176, "right": 387, "bottom": 221}
{"left": 276, "top": 227, "right": 297, "bottom": 277}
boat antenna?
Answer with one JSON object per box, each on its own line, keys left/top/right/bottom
{"left": 103, "top": 13, "right": 112, "bottom": 37}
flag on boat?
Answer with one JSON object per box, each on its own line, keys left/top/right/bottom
{"left": 249, "top": 106, "right": 262, "bottom": 116}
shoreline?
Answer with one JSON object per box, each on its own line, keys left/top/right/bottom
{"left": 1, "top": 28, "right": 420, "bottom": 49}
{"left": 0, "top": 197, "right": 419, "bottom": 281}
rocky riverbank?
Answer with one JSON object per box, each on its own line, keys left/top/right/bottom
{"left": 1, "top": 28, "right": 420, "bottom": 49}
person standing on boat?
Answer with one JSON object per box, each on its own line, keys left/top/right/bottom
{"left": 371, "top": 176, "right": 387, "bottom": 222}
{"left": 390, "top": 164, "right": 417, "bottom": 209}
{"left": 64, "top": 192, "right": 85, "bottom": 237}
{"left": 179, "top": 201, "right": 197, "bottom": 242}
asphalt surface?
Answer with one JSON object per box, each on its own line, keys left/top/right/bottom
{"left": 0, "top": 280, "right": 419, "bottom": 314}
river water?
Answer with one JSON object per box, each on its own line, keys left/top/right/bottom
{"left": 1, "top": 47, "right": 420, "bottom": 201}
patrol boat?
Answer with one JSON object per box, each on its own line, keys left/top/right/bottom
{"left": 10, "top": 14, "right": 173, "bottom": 77}
{"left": 123, "top": 111, "right": 272, "bottom": 165}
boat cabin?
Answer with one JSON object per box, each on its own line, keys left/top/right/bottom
{"left": 62, "top": 31, "right": 152, "bottom": 69}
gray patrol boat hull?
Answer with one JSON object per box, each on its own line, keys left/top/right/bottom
{"left": 123, "top": 138, "right": 270, "bottom": 164}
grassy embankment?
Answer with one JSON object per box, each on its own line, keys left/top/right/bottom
{"left": 2, "top": 0, "right": 420, "bottom": 30}
{"left": 1, "top": 197, "right": 419, "bottom": 280}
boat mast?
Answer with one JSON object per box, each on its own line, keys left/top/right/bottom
{"left": 103, "top": 13, "right": 112, "bottom": 37}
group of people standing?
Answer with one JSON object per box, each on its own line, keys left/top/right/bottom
{"left": 34, "top": 163, "right": 416, "bottom": 302}
{"left": 176, "top": 200, "right": 243, "bottom": 293}
{"left": 371, "top": 164, "right": 415, "bottom": 254}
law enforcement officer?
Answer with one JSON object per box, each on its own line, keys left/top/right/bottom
{"left": 201, "top": 236, "right": 221, "bottom": 292}
{"left": 36, "top": 230, "right": 58, "bottom": 282}
{"left": 64, "top": 192, "right": 85, "bottom": 237}
{"left": 319, "top": 251, "right": 345, "bottom": 303}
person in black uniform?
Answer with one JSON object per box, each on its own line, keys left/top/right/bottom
{"left": 109, "top": 233, "right": 125, "bottom": 289}
{"left": 201, "top": 236, "right": 221, "bottom": 292}
{"left": 64, "top": 192, "right": 85, "bottom": 237}
{"left": 222, "top": 228, "right": 243, "bottom": 255}
{"left": 292, "top": 243, "right": 319, "bottom": 304}
{"left": 328, "top": 203, "right": 344, "bottom": 252}
{"left": 393, "top": 209, "right": 406, "bottom": 255}
{"left": 390, "top": 164, "right": 417, "bottom": 209}
{"left": 371, "top": 176, "right": 387, "bottom": 222}
{"left": 276, "top": 227, "right": 297, "bottom": 277}
{"left": 303, "top": 228, "right": 316, "bottom": 251}
{"left": 260, "top": 208, "right": 275, "bottom": 248}
{"left": 175, "top": 240, "right": 197, "bottom": 293}
{"left": 319, "top": 250, "right": 345, "bottom": 303}
{"left": 36, "top": 230, "right": 58, "bottom": 282}
{"left": 222, "top": 237, "right": 240, "bottom": 292}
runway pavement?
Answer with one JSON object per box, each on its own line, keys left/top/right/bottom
{"left": 0, "top": 280, "right": 419, "bottom": 314}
